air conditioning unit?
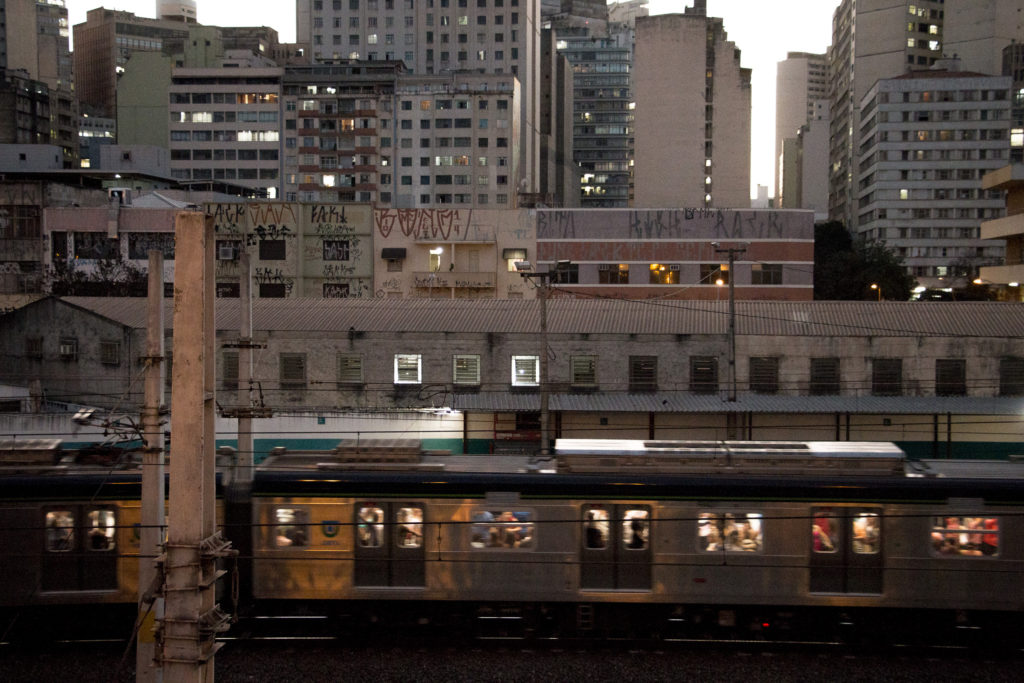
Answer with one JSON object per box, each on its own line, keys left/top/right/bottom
{"left": 218, "top": 243, "right": 238, "bottom": 261}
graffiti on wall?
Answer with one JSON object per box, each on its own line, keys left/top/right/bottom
{"left": 537, "top": 209, "right": 804, "bottom": 241}
{"left": 128, "top": 233, "right": 175, "bottom": 260}
{"left": 375, "top": 209, "right": 474, "bottom": 241}
{"left": 254, "top": 267, "right": 294, "bottom": 296}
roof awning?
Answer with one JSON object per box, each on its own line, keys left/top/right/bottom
{"left": 381, "top": 248, "right": 407, "bottom": 259}
{"left": 502, "top": 248, "right": 527, "bottom": 260}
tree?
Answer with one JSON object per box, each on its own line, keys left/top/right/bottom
{"left": 814, "top": 221, "right": 916, "bottom": 300}
{"left": 46, "top": 255, "right": 148, "bottom": 296}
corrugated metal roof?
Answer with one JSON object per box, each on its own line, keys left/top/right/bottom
{"left": 451, "top": 393, "right": 1024, "bottom": 415}
{"left": 63, "top": 297, "right": 1024, "bottom": 339}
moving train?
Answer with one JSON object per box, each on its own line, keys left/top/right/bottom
{"left": 1, "top": 438, "right": 1023, "bottom": 644}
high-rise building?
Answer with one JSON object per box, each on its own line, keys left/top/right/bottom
{"left": 295, "top": 0, "right": 543, "bottom": 203}
{"left": 855, "top": 65, "right": 1009, "bottom": 288}
{"left": 1, "top": 0, "right": 76, "bottom": 166}
{"left": 775, "top": 52, "right": 827, "bottom": 207}
{"left": 828, "top": 0, "right": 946, "bottom": 226}
{"left": 73, "top": 8, "right": 191, "bottom": 119}
{"left": 633, "top": 5, "right": 750, "bottom": 208}
{"left": 943, "top": 0, "right": 1024, "bottom": 76}
{"left": 548, "top": 0, "right": 634, "bottom": 208}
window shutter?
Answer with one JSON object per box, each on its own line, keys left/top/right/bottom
{"left": 570, "top": 355, "right": 597, "bottom": 386}
{"left": 453, "top": 355, "right": 480, "bottom": 385}
{"left": 338, "top": 353, "right": 363, "bottom": 384}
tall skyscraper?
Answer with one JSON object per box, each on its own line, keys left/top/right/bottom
{"left": 295, "top": 0, "right": 542, "bottom": 201}
{"left": 828, "top": 0, "right": 946, "bottom": 226}
{"left": 775, "top": 52, "right": 827, "bottom": 207}
{"left": 633, "top": 4, "right": 750, "bottom": 208}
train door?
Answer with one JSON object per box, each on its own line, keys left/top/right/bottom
{"left": 809, "top": 507, "right": 882, "bottom": 594}
{"left": 580, "top": 504, "right": 652, "bottom": 591}
{"left": 353, "top": 502, "right": 425, "bottom": 588}
{"left": 41, "top": 506, "right": 118, "bottom": 592}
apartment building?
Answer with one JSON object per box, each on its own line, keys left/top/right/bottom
{"left": 296, "top": 0, "right": 543, "bottom": 200}
{"left": 633, "top": 8, "right": 751, "bottom": 208}
{"left": 855, "top": 66, "right": 1010, "bottom": 287}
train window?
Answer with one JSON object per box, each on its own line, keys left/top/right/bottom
{"left": 87, "top": 509, "right": 116, "bottom": 551}
{"left": 273, "top": 507, "right": 309, "bottom": 547}
{"left": 852, "top": 512, "right": 880, "bottom": 554}
{"left": 470, "top": 509, "right": 534, "bottom": 549}
{"left": 357, "top": 505, "right": 385, "bottom": 548}
{"left": 583, "top": 507, "right": 609, "bottom": 549}
{"left": 812, "top": 510, "right": 838, "bottom": 553}
{"left": 622, "top": 508, "right": 649, "bottom": 550}
{"left": 698, "top": 512, "right": 763, "bottom": 553}
{"left": 931, "top": 516, "right": 999, "bottom": 557}
{"left": 45, "top": 510, "right": 74, "bottom": 552}
{"left": 397, "top": 506, "right": 423, "bottom": 548}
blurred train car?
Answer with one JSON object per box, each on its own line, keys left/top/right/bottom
{"left": 249, "top": 439, "right": 1024, "bottom": 643}
{"left": 2, "top": 438, "right": 1023, "bottom": 645}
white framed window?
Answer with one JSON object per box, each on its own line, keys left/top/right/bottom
{"left": 395, "top": 353, "right": 422, "bottom": 384}
{"left": 511, "top": 355, "right": 539, "bottom": 386}
{"left": 453, "top": 354, "right": 480, "bottom": 385}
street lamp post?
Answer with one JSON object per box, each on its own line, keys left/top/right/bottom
{"left": 516, "top": 259, "right": 570, "bottom": 456}
{"left": 871, "top": 283, "right": 881, "bottom": 301}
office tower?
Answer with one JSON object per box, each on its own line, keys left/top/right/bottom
{"left": 828, "top": 0, "right": 946, "bottom": 226}
{"left": 633, "top": 5, "right": 750, "bottom": 208}
{"left": 295, "top": 0, "right": 542, "bottom": 204}
{"left": 943, "top": 0, "right": 1024, "bottom": 76}
{"left": 775, "top": 52, "right": 827, "bottom": 208}
{"left": 549, "top": 0, "right": 636, "bottom": 208}
{"left": 855, "top": 63, "right": 1009, "bottom": 288}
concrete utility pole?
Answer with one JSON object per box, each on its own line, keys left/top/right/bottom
{"left": 517, "top": 260, "right": 571, "bottom": 457}
{"left": 164, "top": 213, "right": 232, "bottom": 681}
{"left": 137, "top": 251, "right": 165, "bottom": 683}
{"left": 712, "top": 243, "right": 747, "bottom": 403}
{"left": 238, "top": 251, "right": 254, "bottom": 484}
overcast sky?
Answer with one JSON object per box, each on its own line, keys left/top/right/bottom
{"left": 66, "top": 1, "right": 837, "bottom": 199}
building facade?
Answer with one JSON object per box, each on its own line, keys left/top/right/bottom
{"left": 4, "top": 297, "right": 1023, "bottom": 459}
{"left": 775, "top": 52, "right": 827, "bottom": 209}
{"left": 980, "top": 163, "right": 1024, "bottom": 299}
{"left": 855, "top": 68, "right": 1010, "bottom": 288}
{"left": 828, "top": 0, "right": 947, "bottom": 226}
{"left": 632, "top": 9, "right": 751, "bottom": 208}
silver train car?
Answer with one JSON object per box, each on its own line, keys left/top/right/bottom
{"left": 248, "top": 439, "right": 1024, "bottom": 642}
{"left": 2, "top": 439, "right": 1022, "bottom": 644}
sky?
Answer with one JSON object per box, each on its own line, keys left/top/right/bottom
{"left": 66, "top": 1, "right": 836, "bottom": 199}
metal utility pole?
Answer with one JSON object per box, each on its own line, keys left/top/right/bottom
{"left": 164, "top": 213, "right": 232, "bottom": 681}
{"left": 137, "top": 251, "right": 165, "bottom": 683}
{"left": 712, "top": 243, "right": 746, "bottom": 402}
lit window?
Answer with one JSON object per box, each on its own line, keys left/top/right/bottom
{"left": 394, "top": 353, "right": 422, "bottom": 384}
{"left": 931, "top": 516, "right": 999, "bottom": 557}
{"left": 698, "top": 512, "right": 763, "bottom": 553}
{"left": 511, "top": 355, "right": 539, "bottom": 386}
{"left": 471, "top": 509, "right": 534, "bottom": 548}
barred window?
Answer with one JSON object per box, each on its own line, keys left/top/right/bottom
{"left": 570, "top": 355, "right": 597, "bottom": 387}
{"left": 222, "top": 351, "right": 239, "bottom": 390}
{"left": 999, "top": 357, "right": 1024, "bottom": 396}
{"left": 935, "top": 358, "right": 966, "bottom": 396}
{"left": 279, "top": 353, "right": 307, "bottom": 387}
{"left": 810, "top": 357, "right": 840, "bottom": 395}
{"left": 26, "top": 336, "right": 43, "bottom": 360}
{"left": 690, "top": 356, "right": 718, "bottom": 394}
{"left": 749, "top": 357, "right": 779, "bottom": 394}
{"left": 59, "top": 337, "right": 78, "bottom": 362}
{"left": 338, "top": 353, "right": 363, "bottom": 385}
{"left": 629, "top": 356, "right": 657, "bottom": 391}
{"left": 871, "top": 358, "right": 902, "bottom": 396}
{"left": 453, "top": 354, "right": 480, "bottom": 385}
{"left": 100, "top": 341, "right": 121, "bottom": 366}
